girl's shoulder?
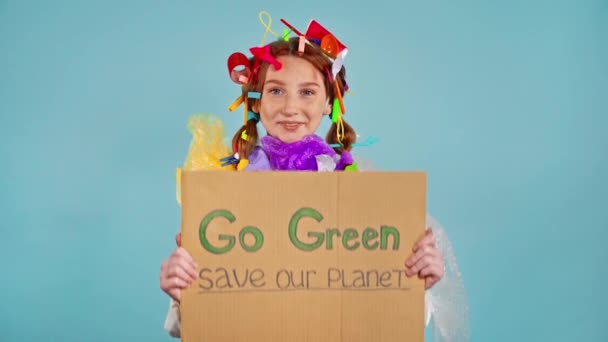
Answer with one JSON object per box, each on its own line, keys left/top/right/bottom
{"left": 245, "top": 146, "right": 272, "bottom": 171}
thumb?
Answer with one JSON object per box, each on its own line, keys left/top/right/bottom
{"left": 175, "top": 233, "right": 182, "bottom": 247}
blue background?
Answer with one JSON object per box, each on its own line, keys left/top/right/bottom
{"left": 1, "top": 0, "right": 606, "bottom": 341}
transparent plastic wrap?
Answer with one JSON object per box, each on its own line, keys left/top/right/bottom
{"left": 315, "top": 154, "right": 337, "bottom": 171}
{"left": 321, "top": 153, "right": 374, "bottom": 172}
{"left": 176, "top": 113, "right": 232, "bottom": 205}
{"left": 353, "top": 157, "right": 377, "bottom": 171}
{"left": 426, "top": 214, "right": 470, "bottom": 342}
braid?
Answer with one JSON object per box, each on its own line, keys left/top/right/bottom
{"left": 231, "top": 119, "right": 259, "bottom": 161}
{"left": 326, "top": 118, "right": 356, "bottom": 153}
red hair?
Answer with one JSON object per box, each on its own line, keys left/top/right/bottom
{"left": 231, "top": 37, "right": 356, "bottom": 162}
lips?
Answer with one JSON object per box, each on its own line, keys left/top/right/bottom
{"left": 278, "top": 122, "right": 303, "bottom": 131}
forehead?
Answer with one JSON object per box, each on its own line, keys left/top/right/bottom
{"left": 264, "top": 55, "right": 324, "bottom": 83}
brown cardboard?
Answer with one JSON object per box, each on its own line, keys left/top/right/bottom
{"left": 180, "top": 171, "right": 426, "bottom": 342}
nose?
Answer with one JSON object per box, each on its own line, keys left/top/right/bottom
{"left": 282, "top": 93, "right": 298, "bottom": 116}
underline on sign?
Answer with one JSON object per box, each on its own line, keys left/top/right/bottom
{"left": 198, "top": 287, "right": 411, "bottom": 294}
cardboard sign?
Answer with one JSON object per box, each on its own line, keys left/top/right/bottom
{"left": 180, "top": 171, "right": 426, "bottom": 342}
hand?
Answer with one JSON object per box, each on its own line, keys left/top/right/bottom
{"left": 160, "top": 233, "right": 198, "bottom": 302}
{"left": 405, "top": 228, "right": 444, "bottom": 289}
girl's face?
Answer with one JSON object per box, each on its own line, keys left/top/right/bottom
{"left": 255, "top": 55, "right": 331, "bottom": 143}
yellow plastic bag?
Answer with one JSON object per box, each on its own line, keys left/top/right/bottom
{"left": 176, "top": 113, "right": 232, "bottom": 205}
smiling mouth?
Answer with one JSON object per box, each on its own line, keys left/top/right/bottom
{"left": 279, "top": 122, "right": 303, "bottom": 131}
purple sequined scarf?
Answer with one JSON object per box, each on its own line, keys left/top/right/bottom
{"left": 255, "top": 135, "right": 352, "bottom": 171}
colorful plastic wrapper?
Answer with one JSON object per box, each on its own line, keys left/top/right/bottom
{"left": 176, "top": 113, "right": 231, "bottom": 205}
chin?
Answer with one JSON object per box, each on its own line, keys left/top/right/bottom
{"left": 277, "top": 132, "right": 306, "bottom": 144}
{"left": 278, "top": 136, "right": 300, "bottom": 144}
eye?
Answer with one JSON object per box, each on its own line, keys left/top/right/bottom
{"left": 301, "top": 89, "right": 315, "bottom": 96}
{"left": 268, "top": 88, "right": 283, "bottom": 95}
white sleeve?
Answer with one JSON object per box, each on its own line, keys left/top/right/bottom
{"left": 163, "top": 299, "right": 181, "bottom": 338}
{"left": 425, "top": 214, "right": 470, "bottom": 342}
{"left": 425, "top": 291, "right": 433, "bottom": 326}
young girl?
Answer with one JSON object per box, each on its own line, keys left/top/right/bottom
{"left": 160, "top": 17, "right": 468, "bottom": 341}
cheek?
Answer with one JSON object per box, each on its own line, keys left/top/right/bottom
{"left": 258, "top": 103, "right": 272, "bottom": 120}
{"left": 259, "top": 115, "right": 273, "bottom": 133}
{"left": 258, "top": 105, "right": 275, "bottom": 132}
{"left": 261, "top": 100, "right": 279, "bottom": 114}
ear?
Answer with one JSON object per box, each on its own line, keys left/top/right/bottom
{"left": 323, "top": 99, "right": 332, "bottom": 115}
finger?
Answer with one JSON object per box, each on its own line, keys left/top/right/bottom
{"left": 173, "top": 247, "right": 197, "bottom": 268}
{"left": 167, "top": 263, "right": 198, "bottom": 282}
{"left": 160, "top": 277, "right": 188, "bottom": 303}
{"left": 164, "top": 255, "right": 197, "bottom": 280}
{"left": 175, "top": 233, "right": 182, "bottom": 247}
{"left": 169, "top": 288, "right": 181, "bottom": 302}
{"left": 175, "top": 252, "right": 198, "bottom": 279}
{"left": 174, "top": 247, "right": 194, "bottom": 263}
{"left": 165, "top": 264, "right": 189, "bottom": 282}
{"left": 418, "top": 263, "right": 443, "bottom": 279}
{"left": 413, "top": 229, "right": 436, "bottom": 252}
{"left": 406, "top": 253, "right": 439, "bottom": 276}
{"left": 166, "top": 276, "right": 189, "bottom": 289}
{"left": 405, "top": 245, "right": 438, "bottom": 268}
{"left": 425, "top": 275, "right": 440, "bottom": 289}
{"left": 161, "top": 276, "right": 189, "bottom": 295}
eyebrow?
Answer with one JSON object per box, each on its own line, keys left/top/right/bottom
{"left": 264, "top": 79, "right": 322, "bottom": 87}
